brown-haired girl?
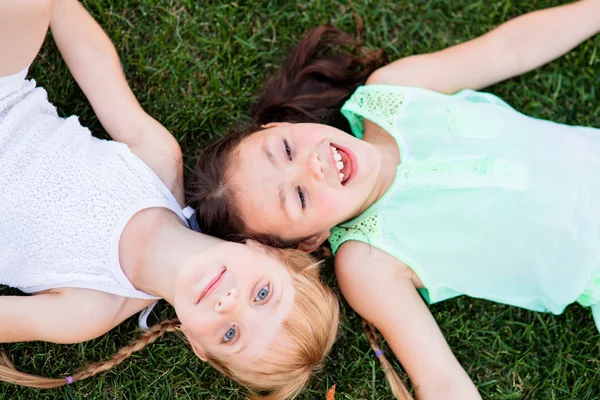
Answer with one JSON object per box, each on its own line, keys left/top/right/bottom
{"left": 0, "top": 1, "right": 339, "bottom": 398}
{"left": 191, "top": 1, "right": 600, "bottom": 398}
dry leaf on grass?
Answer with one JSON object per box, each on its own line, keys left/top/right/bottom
{"left": 326, "top": 384, "right": 336, "bottom": 400}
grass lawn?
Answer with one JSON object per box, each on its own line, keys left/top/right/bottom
{"left": 1, "top": 0, "right": 600, "bottom": 398}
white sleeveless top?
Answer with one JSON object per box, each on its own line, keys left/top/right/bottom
{"left": 0, "top": 69, "right": 193, "bottom": 301}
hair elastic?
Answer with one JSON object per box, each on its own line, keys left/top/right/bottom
{"left": 65, "top": 376, "right": 73, "bottom": 384}
{"left": 374, "top": 350, "right": 383, "bottom": 357}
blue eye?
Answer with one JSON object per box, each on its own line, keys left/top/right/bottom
{"left": 224, "top": 326, "right": 236, "bottom": 342}
{"left": 255, "top": 285, "right": 269, "bottom": 302}
{"left": 284, "top": 140, "right": 292, "bottom": 160}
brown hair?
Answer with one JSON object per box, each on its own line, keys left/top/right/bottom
{"left": 188, "top": 23, "right": 384, "bottom": 247}
{"left": 0, "top": 249, "right": 340, "bottom": 400}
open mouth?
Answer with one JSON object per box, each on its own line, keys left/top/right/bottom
{"left": 330, "top": 144, "right": 356, "bottom": 186}
{"left": 197, "top": 268, "right": 226, "bottom": 304}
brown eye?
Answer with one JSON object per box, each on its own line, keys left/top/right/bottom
{"left": 297, "top": 187, "right": 305, "bottom": 209}
{"left": 284, "top": 140, "right": 292, "bottom": 160}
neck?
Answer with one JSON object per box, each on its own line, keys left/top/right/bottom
{"left": 119, "top": 209, "right": 222, "bottom": 304}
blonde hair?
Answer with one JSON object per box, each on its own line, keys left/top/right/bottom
{"left": 0, "top": 248, "right": 340, "bottom": 400}
{"left": 363, "top": 321, "right": 413, "bottom": 399}
{"left": 208, "top": 248, "right": 340, "bottom": 399}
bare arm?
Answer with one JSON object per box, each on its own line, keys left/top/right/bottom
{"left": 49, "top": 0, "right": 184, "bottom": 202}
{"left": 335, "top": 242, "right": 481, "bottom": 400}
{"left": 0, "top": 290, "right": 150, "bottom": 344}
{"left": 0, "top": 0, "right": 52, "bottom": 77}
{"left": 368, "top": 0, "right": 600, "bottom": 93}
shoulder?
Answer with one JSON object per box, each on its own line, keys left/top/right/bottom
{"left": 335, "top": 240, "right": 411, "bottom": 279}
{"left": 333, "top": 241, "right": 420, "bottom": 326}
{"left": 335, "top": 239, "right": 372, "bottom": 263}
{"left": 128, "top": 118, "right": 185, "bottom": 205}
{"left": 366, "top": 55, "right": 438, "bottom": 88}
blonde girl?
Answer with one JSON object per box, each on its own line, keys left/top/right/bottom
{"left": 0, "top": 1, "right": 339, "bottom": 398}
{"left": 191, "top": 1, "right": 600, "bottom": 398}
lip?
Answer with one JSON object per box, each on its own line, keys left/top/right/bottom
{"left": 330, "top": 143, "right": 357, "bottom": 186}
{"left": 197, "top": 268, "right": 226, "bottom": 304}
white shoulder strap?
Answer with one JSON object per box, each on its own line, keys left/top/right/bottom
{"left": 138, "top": 301, "right": 158, "bottom": 331}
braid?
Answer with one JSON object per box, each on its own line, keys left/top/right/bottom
{"left": 71, "top": 319, "right": 180, "bottom": 382}
{"left": 362, "top": 320, "right": 413, "bottom": 400}
{"left": 0, "top": 319, "right": 180, "bottom": 389}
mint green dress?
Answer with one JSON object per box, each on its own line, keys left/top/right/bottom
{"left": 328, "top": 84, "right": 600, "bottom": 332}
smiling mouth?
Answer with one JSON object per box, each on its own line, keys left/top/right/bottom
{"left": 330, "top": 144, "right": 355, "bottom": 186}
{"left": 197, "top": 268, "right": 226, "bottom": 304}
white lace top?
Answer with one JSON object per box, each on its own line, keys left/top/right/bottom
{"left": 0, "top": 69, "right": 190, "bottom": 300}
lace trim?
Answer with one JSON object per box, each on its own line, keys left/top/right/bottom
{"left": 342, "top": 86, "right": 405, "bottom": 138}
{"left": 329, "top": 213, "right": 381, "bottom": 254}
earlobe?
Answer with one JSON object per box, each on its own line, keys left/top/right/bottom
{"left": 245, "top": 238, "right": 263, "bottom": 249}
{"left": 190, "top": 342, "right": 208, "bottom": 361}
{"left": 297, "top": 231, "right": 331, "bottom": 253}
{"left": 245, "top": 239, "right": 271, "bottom": 255}
{"left": 181, "top": 326, "right": 208, "bottom": 361}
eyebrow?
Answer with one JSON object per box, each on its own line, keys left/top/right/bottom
{"left": 262, "top": 140, "right": 277, "bottom": 167}
{"left": 272, "top": 285, "right": 283, "bottom": 311}
{"left": 279, "top": 185, "right": 289, "bottom": 219}
{"left": 232, "top": 336, "right": 250, "bottom": 356}
{"left": 262, "top": 140, "right": 291, "bottom": 220}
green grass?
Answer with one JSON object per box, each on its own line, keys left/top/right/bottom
{"left": 1, "top": 0, "right": 600, "bottom": 398}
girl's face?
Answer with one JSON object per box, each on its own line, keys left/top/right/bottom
{"left": 173, "top": 240, "right": 296, "bottom": 367}
{"left": 229, "top": 123, "right": 381, "bottom": 247}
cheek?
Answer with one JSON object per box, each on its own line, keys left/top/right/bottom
{"left": 360, "top": 147, "right": 381, "bottom": 179}
{"left": 223, "top": 266, "right": 252, "bottom": 288}
{"left": 182, "top": 309, "right": 221, "bottom": 340}
{"left": 300, "top": 129, "right": 322, "bottom": 144}
{"left": 313, "top": 187, "right": 341, "bottom": 217}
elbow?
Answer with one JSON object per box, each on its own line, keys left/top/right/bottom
{"left": 365, "top": 55, "right": 430, "bottom": 86}
{"left": 366, "top": 65, "right": 394, "bottom": 85}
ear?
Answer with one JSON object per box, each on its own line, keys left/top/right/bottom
{"left": 261, "top": 122, "right": 290, "bottom": 129}
{"left": 245, "top": 238, "right": 266, "bottom": 251}
{"left": 246, "top": 238, "right": 280, "bottom": 256}
{"left": 180, "top": 326, "right": 208, "bottom": 361}
{"left": 296, "top": 231, "right": 331, "bottom": 253}
{"left": 190, "top": 341, "right": 208, "bottom": 361}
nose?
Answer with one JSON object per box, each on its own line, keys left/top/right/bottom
{"left": 303, "top": 152, "right": 324, "bottom": 181}
{"left": 215, "top": 288, "right": 238, "bottom": 313}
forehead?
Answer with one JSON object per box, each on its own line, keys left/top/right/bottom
{"left": 230, "top": 137, "right": 289, "bottom": 234}
{"left": 237, "top": 123, "right": 320, "bottom": 151}
{"left": 224, "top": 242, "right": 281, "bottom": 271}
{"left": 237, "top": 125, "right": 281, "bottom": 151}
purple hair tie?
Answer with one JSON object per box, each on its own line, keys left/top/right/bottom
{"left": 375, "top": 350, "right": 383, "bottom": 357}
{"left": 65, "top": 376, "right": 73, "bottom": 384}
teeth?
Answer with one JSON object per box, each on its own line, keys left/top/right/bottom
{"left": 332, "top": 145, "right": 346, "bottom": 181}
